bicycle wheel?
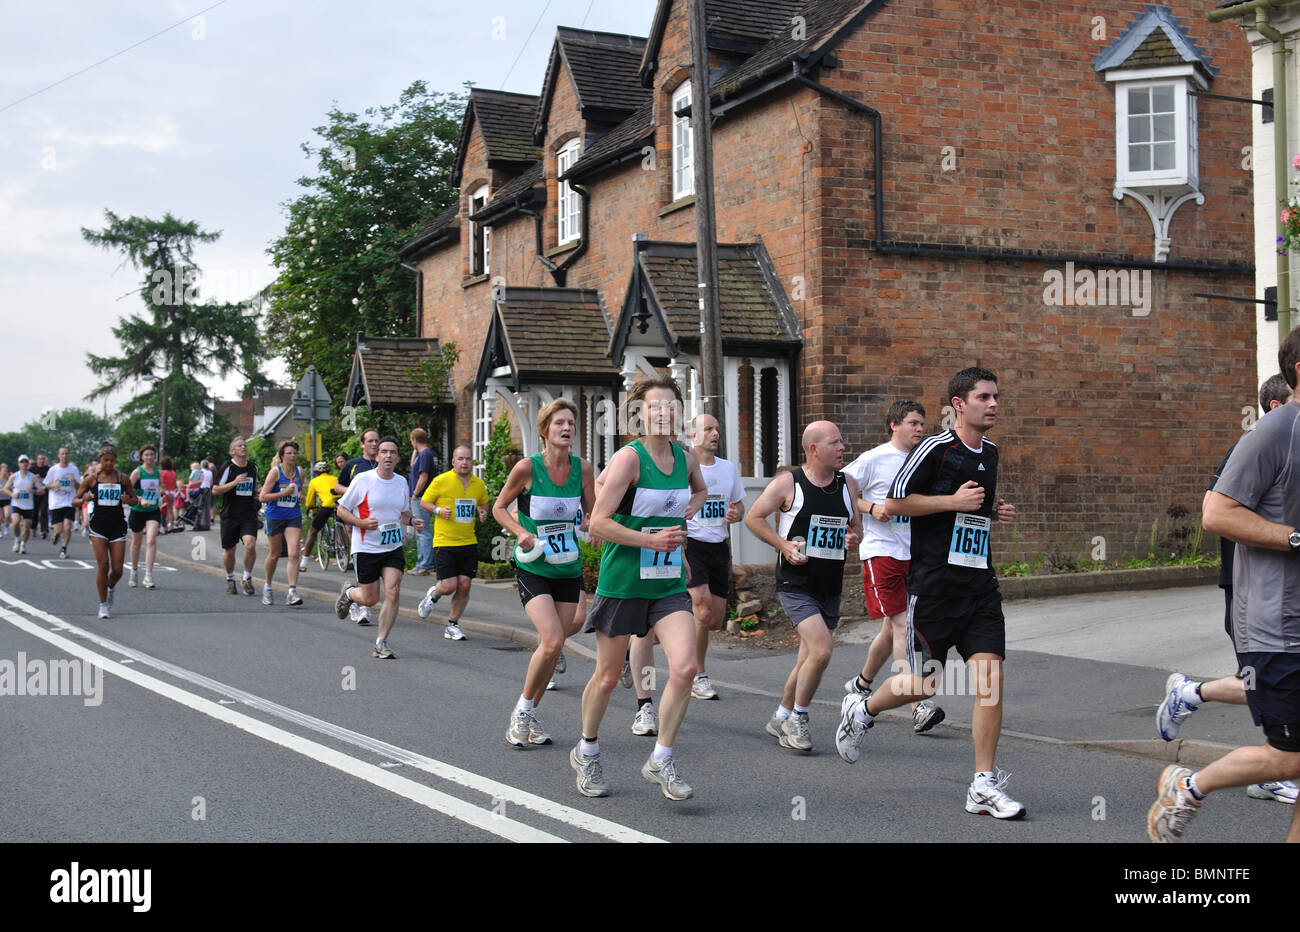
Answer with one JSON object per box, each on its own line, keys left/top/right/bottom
{"left": 316, "top": 522, "right": 329, "bottom": 569}
{"left": 332, "top": 520, "right": 349, "bottom": 572}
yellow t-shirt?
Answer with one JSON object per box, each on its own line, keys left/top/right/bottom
{"left": 421, "top": 470, "right": 489, "bottom": 547}
{"left": 305, "top": 473, "right": 338, "bottom": 510}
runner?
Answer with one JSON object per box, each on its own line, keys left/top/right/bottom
{"left": 73, "top": 443, "right": 138, "bottom": 618}
{"left": 745, "top": 422, "right": 862, "bottom": 753}
{"left": 212, "top": 436, "right": 260, "bottom": 596}
{"left": 840, "top": 400, "right": 945, "bottom": 732}
{"left": 492, "top": 399, "right": 595, "bottom": 748}
{"left": 835, "top": 367, "right": 1025, "bottom": 820}
{"left": 1155, "top": 374, "right": 1297, "bottom": 804}
{"left": 416, "top": 444, "right": 489, "bottom": 641}
{"left": 32, "top": 453, "right": 50, "bottom": 539}
{"left": 3, "top": 454, "right": 39, "bottom": 553}
{"left": 408, "top": 428, "right": 438, "bottom": 576}
{"left": 127, "top": 445, "right": 163, "bottom": 589}
{"left": 1148, "top": 332, "right": 1300, "bottom": 842}
{"left": 570, "top": 376, "right": 707, "bottom": 800}
{"left": 301, "top": 460, "right": 338, "bottom": 571}
{"left": 259, "top": 440, "right": 304, "bottom": 606}
{"left": 0, "top": 463, "right": 10, "bottom": 537}
{"left": 333, "top": 435, "right": 423, "bottom": 658}
{"left": 335, "top": 428, "right": 380, "bottom": 623}
{"left": 43, "top": 447, "right": 81, "bottom": 559}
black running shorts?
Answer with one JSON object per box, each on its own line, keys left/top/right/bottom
{"left": 221, "top": 514, "right": 260, "bottom": 550}
{"left": 685, "top": 538, "right": 732, "bottom": 598}
{"left": 1236, "top": 651, "right": 1300, "bottom": 752}
{"left": 435, "top": 544, "right": 479, "bottom": 581}
{"left": 515, "top": 565, "right": 582, "bottom": 606}
{"left": 907, "top": 588, "right": 1006, "bottom": 668}
{"left": 355, "top": 548, "right": 406, "bottom": 584}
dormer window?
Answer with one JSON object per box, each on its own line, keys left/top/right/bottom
{"left": 470, "top": 185, "right": 490, "bottom": 276}
{"left": 672, "top": 80, "right": 694, "bottom": 200}
{"left": 1111, "top": 75, "right": 1198, "bottom": 190}
{"left": 557, "top": 139, "right": 581, "bottom": 245}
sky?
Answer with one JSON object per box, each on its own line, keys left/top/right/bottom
{"left": 0, "top": 0, "right": 659, "bottom": 433}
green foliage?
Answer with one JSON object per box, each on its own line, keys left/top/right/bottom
{"left": 0, "top": 408, "right": 114, "bottom": 467}
{"left": 480, "top": 415, "right": 515, "bottom": 499}
{"left": 263, "top": 81, "right": 467, "bottom": 401}
{"left": 579, "top": 538, "right": 603, "bottom": 593}
{"left": 996, "top": 559, "right": 1042, "bottom": 578}
{"left": 739, "top": 616, "right": 760, "bottom": 631}
{"left": 245, "top": 436, "right": 275, "bottom": 480}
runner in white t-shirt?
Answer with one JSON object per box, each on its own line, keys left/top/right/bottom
{"left": 333, "top": 436, "right": 423, "bottom": 659}
{"left": 839, "top": 400, "right": 944, "bottom": 734}
{"left": 43, "top": 447, "right": 82, "bottom": 559}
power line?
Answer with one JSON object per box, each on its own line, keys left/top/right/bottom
{"left": 500, "top": 0, "right": 554, "bottom": 88}
{"left": 580, "top": 0, "right": 596, "bottom": 27}
{"left": 0, "top": 0, "right": 229, "bottom": 115}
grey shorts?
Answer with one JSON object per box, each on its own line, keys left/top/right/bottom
{"left": 778, "top": 587, "right": 842, "bottom": 631}
{"left": 584, "top": 591, "right": 692, "bottom": 638}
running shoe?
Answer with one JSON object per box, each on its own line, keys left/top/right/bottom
{"left": 1156, "top": 673, "right": 1199, "bottom": 741}
{"left": 18, "top": 543, "right": 26, "bottom": 554}
{"left": 226, "top": 578, "right": 237, "bottom": 595}
{"left": 966, "top": 769, "right": 1026, "bottom": 820}
{"left": 143, "top": 574, "right": 156, "bottom": 590}
{"left": 844, "top": 675, "right": 872, "bottom": 698}
{"left": 106, "top": 586, "right": 115, "bottom": 608}
{"left": 507, "top": 709, "right": 530, "bottom": 748}
{"left": 546, "top": 678, "right": 556, "bottom": 690}
{"left": 780, "top": 714, "right": 812, "bottom": 752}
{"left": 352, "top": 604, "right": 371, "bottom": 626}
{"left": 60, "top": 548, "right": 67, "bottom": 560}
{"left": 262, "top": 586, "right": 273, "bottom": 605}
{"left": 569, "top": 744, "right": 609, "bottom": 797}
{"left": 11, "top": 541, "right": 18, "bottom": 554}
{"left": 286, "top": 589, "right": 303, "bottom": 607}
{"left": 642, "top": 754, "right": 693, "bottom": 800}
{"left": 372, "top": 640, "right": 395, "bottom": 660}
{"left": 912, "top": 699, "right": 946, "bottom": 734}
{"left": 554, "top": 652, "right": 566, "bottom": 675}
{"left": 765, "top": 715, "right": 786, "bottom": 740}
{"left": 417, "top": 585, "right": 441, "bottom": 619}
{"left": 242, "top": 577, "right": 255, "bottom": 596}
{"left": 527, "top": 711, "right": 552, "bottom": 746}
{"left": 835, "top": 693, "right": 872, "bottom": 764}
{"left": 1246, "top": 780, "right": 1299, "bottom": 804}
{"left": 128, "top": 568, "right": 137, "bottom": 588}
{"left": 298, "top": 557, "right": 308, "bottom": 572}
{"left": 97, "top": 603, "right": 110, "bottom": 619}
{"left": 692, "top": 672, "right": 719, "bottom": 700}
{"left": 632, "top": 704, "right": 658, "bottom": 736}
{"left": 335, "top": 581, "right": 353, "bottom": 620}
{"left": 444, "top": 622, "right": 466, "bottom": 640}
{"left": 619, "top": 658, "right": 633, "bottom": 689}
{"left": 1147, "top": 765, "right": 1198, "bottom": 842}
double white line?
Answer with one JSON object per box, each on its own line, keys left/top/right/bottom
{"left": 0, "top": 588, "right": 663, "bottom": 844}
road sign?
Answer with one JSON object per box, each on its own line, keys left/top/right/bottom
{"left": 293, "top": 366, "right": 333, "bottom": 467}
{"left": 296, "top": 367, "right": 332, "bottom": 406}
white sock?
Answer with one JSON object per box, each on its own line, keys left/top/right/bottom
{"left": 1180, "top": 681, "right": 1203, "bottom": 707}
{"left": 973, "top": 771, "right": 993, "bottom": 787}
{"left": 375, "top": 637, "right": 384, "bottom": 648}
{"left": 516, "top": 695, "right": 534, "bottom": 713}
{"left": 774, "top": 705, "right": 792, "bottom": 720}
{"left": 264, "top": 584, "right": 272, "bottom": 591}
{"left": 242, "top": 571, "right": 251, "bottom": 580}
{"left": 652, "top": 743, "right": 672, "bottom": 764}
{"left": 580, "top": 738, "right": 599, "bottom": 757}
{"left": 793, "top": 704, "right": 809, "bottom": 718}
{"left": 853, "top": 701, "right": 876, "bottom": 726}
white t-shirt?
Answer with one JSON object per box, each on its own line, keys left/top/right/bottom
{"left": 45, "top": 464, "right": 82, "bottom": 510}
{"left": 842, "top": 441, "right": 911, "bottom": 561}
{"left": 687, "top": 455, "right": 746, "bottom": 543}
{"left": 200, "top": 468, "right": 213, "bottom": 489}
{"left": 338, "top": 469, "right": 411, "bottom": 555}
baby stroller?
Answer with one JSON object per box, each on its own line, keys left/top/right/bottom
{"left": 173, "top": 487, "right": 204, "bottom": 531}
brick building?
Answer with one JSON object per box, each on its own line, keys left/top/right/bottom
{"left": 400, "top": 0, "right": 1257, "bottom": 565}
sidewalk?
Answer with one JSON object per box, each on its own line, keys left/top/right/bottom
{"left": 153, "top": 526, "right": 1263, "bottom": 768}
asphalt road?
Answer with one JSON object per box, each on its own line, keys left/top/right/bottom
{"left": 0, "top": 535, "right": 1289, "bottom": 844}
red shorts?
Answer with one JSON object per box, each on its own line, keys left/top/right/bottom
{"left": 862, "top": 556, "right": 909, "bottom": 619}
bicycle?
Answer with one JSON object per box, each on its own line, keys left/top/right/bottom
{"left": 314, "top": 512, "right": 349, "bottom": 572}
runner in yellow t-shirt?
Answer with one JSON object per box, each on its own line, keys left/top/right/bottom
{"left": 417, "top": 445, "right": 489, "bottom": 641}
{"left": 300, "top": 462, "right": 339, "bottom": 571}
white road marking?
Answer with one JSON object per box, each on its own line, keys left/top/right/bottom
{"left": 0, "top": 587, "right": 665, "bottom": 843}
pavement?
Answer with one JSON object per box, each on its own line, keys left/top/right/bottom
{"left": 150, "top": 524, "right": 1262, "bottom": 769}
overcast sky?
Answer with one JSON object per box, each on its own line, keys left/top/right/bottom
{"left": 0, "top": 0, "right": 658, "bottom": 433}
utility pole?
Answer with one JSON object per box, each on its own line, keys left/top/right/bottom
{"left": 689, "top": 0, "right": 726, "bottom": 456}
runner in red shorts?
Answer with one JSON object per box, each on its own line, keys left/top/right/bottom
{"left": 841, "top": 400, "right": 944, "bottom": 733}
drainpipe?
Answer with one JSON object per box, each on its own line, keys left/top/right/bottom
{"left": 517, "top": 183, "right": 590, "bottom": 289}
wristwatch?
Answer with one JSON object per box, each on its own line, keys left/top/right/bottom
{"left": 1290, "top": 529, "right": 1300, "bottom": 553}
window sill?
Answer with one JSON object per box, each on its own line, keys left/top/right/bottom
{"left": 461, "top": 273, "right": 490, "bottom": 288}
{"left": 658, "top": 195, "right": 696, "bottom": 217}
{"left": 545, "top": 240, "right": 581, "bottom": 258}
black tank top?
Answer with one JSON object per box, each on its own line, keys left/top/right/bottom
{"left": 89, "top": 471, "right": 129, "bottom": 538}
{"left": 775, "top": 468, "right": 852, "bottom": 596}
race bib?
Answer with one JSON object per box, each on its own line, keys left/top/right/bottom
{"left": 948, "top": 513, "right": 990, "bottom": 569}
{"left": 538, "top": 521, "right": 579, "bottom": 564}
{"left": 139, "top": 479, "right": 159, "bottom": 506}
{"left": 378, "top": 521, "right": 403, "bottom": 548}
{"left": 281, "top": 491, "right": 298, "bottom": 509}
{"left": 639, "top": 527, "right": 682, "bottom": 580}
{"left": 59, "top": 478, "right": 73, "bottom": 490}
{"left": 894, "top": 515, "right": 910, "bottom": 524}
{"left": 96, "top": 483, "right": 122, "bottom": 507}
{"left": 235, "top": 476, "right": 255, "bottom": 497}
{"left": 697, "top": 494, "right": 727, "bottom": 527}
{"left": 805, "top": 514, "right": 846, "bottom": 560}
{"left": 454, "top": 498, "right": 476, "bottom": 523}
{"left": 15, "top": 490, "right": 31, "bottom": 505}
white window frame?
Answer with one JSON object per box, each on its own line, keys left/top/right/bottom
{"left": 1107, "top": 66, "right": 1200, "bottom": 190}
{"left": 469, "top": 185, "right": 490, "bottom": 276}
{"left": 672, "top": 80, "right": 694, "bottom": 200}
{"left": 557, "top": 140, "right": 581, "bottom": 245}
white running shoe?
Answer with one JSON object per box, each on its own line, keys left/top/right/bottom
{"left": 631, "top": 704, "right": 658, "bottom": 736}
{"left": 1246, "top": 780, "right": 1299, "bottom": 804}
{"left": 507, "top": 709, "right": 530, "bottom": 748}
{"left": 844, "top": 675, "right": 872, "bottom": 698}
{"left": 1147, "top": 764, "right": 1198, "bottom": 842}
{"left": 835, "top": 693, "right": 871, "bottom": 764}
{"left": 417, "top": 585, "right": 440, "bottom": 619}
{"left": 128, "top": 568, "right": 137, "bottom": 588}
{"left": 642, "top": 754, "right": 693, "bottom": 800}
{"left": 691, "top": 672, "right": 719, "bottom": 700}
{"left": 97, "top": 603, "right": 110, "bottom": 619}
{"left": 262, "top": 586, "right": 274, "bottom": 605}
{"left": 298, "top": 556, "right": 308, "bottom": 572}
{"left": 554, "top": 652, "right": 566, "bottom": 675}
{"left": 546, "top": 678, "right": 557, "bottom": 691}
{"left": 143, "top": 574, "right": 156, "bottom": 590}
{"left": 912, "top": 699, "right": 946, "bottom": 734}
{"left": 966, "top": 769, "right": 1026, "bottom": 820}
{"left": 1156, "top": 673, "right": 1199, "bottom": 741}
{"left": 780, "top": 714, "right": 812, "bottom": 752}
{"left": 286, "top": 589, "right": 303, "bottom": 606}
{"left": 444, "top": 622, "right": 466, "bottom": 640}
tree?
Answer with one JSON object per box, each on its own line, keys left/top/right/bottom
{"left": 0, "top": 408, "right": 113, "bottom": 467}
{"left": 263, "top": 81, "right": 466, "bottom": 402}
{"left": 80, "top": 211, "right": 269, "bottom": 463}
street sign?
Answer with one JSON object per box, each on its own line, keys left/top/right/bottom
{"left": 296, "top": 367, "right": 332, "bottom": 406}
{"left": 294, "top": 366, "right": 332, "bottom": 470}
